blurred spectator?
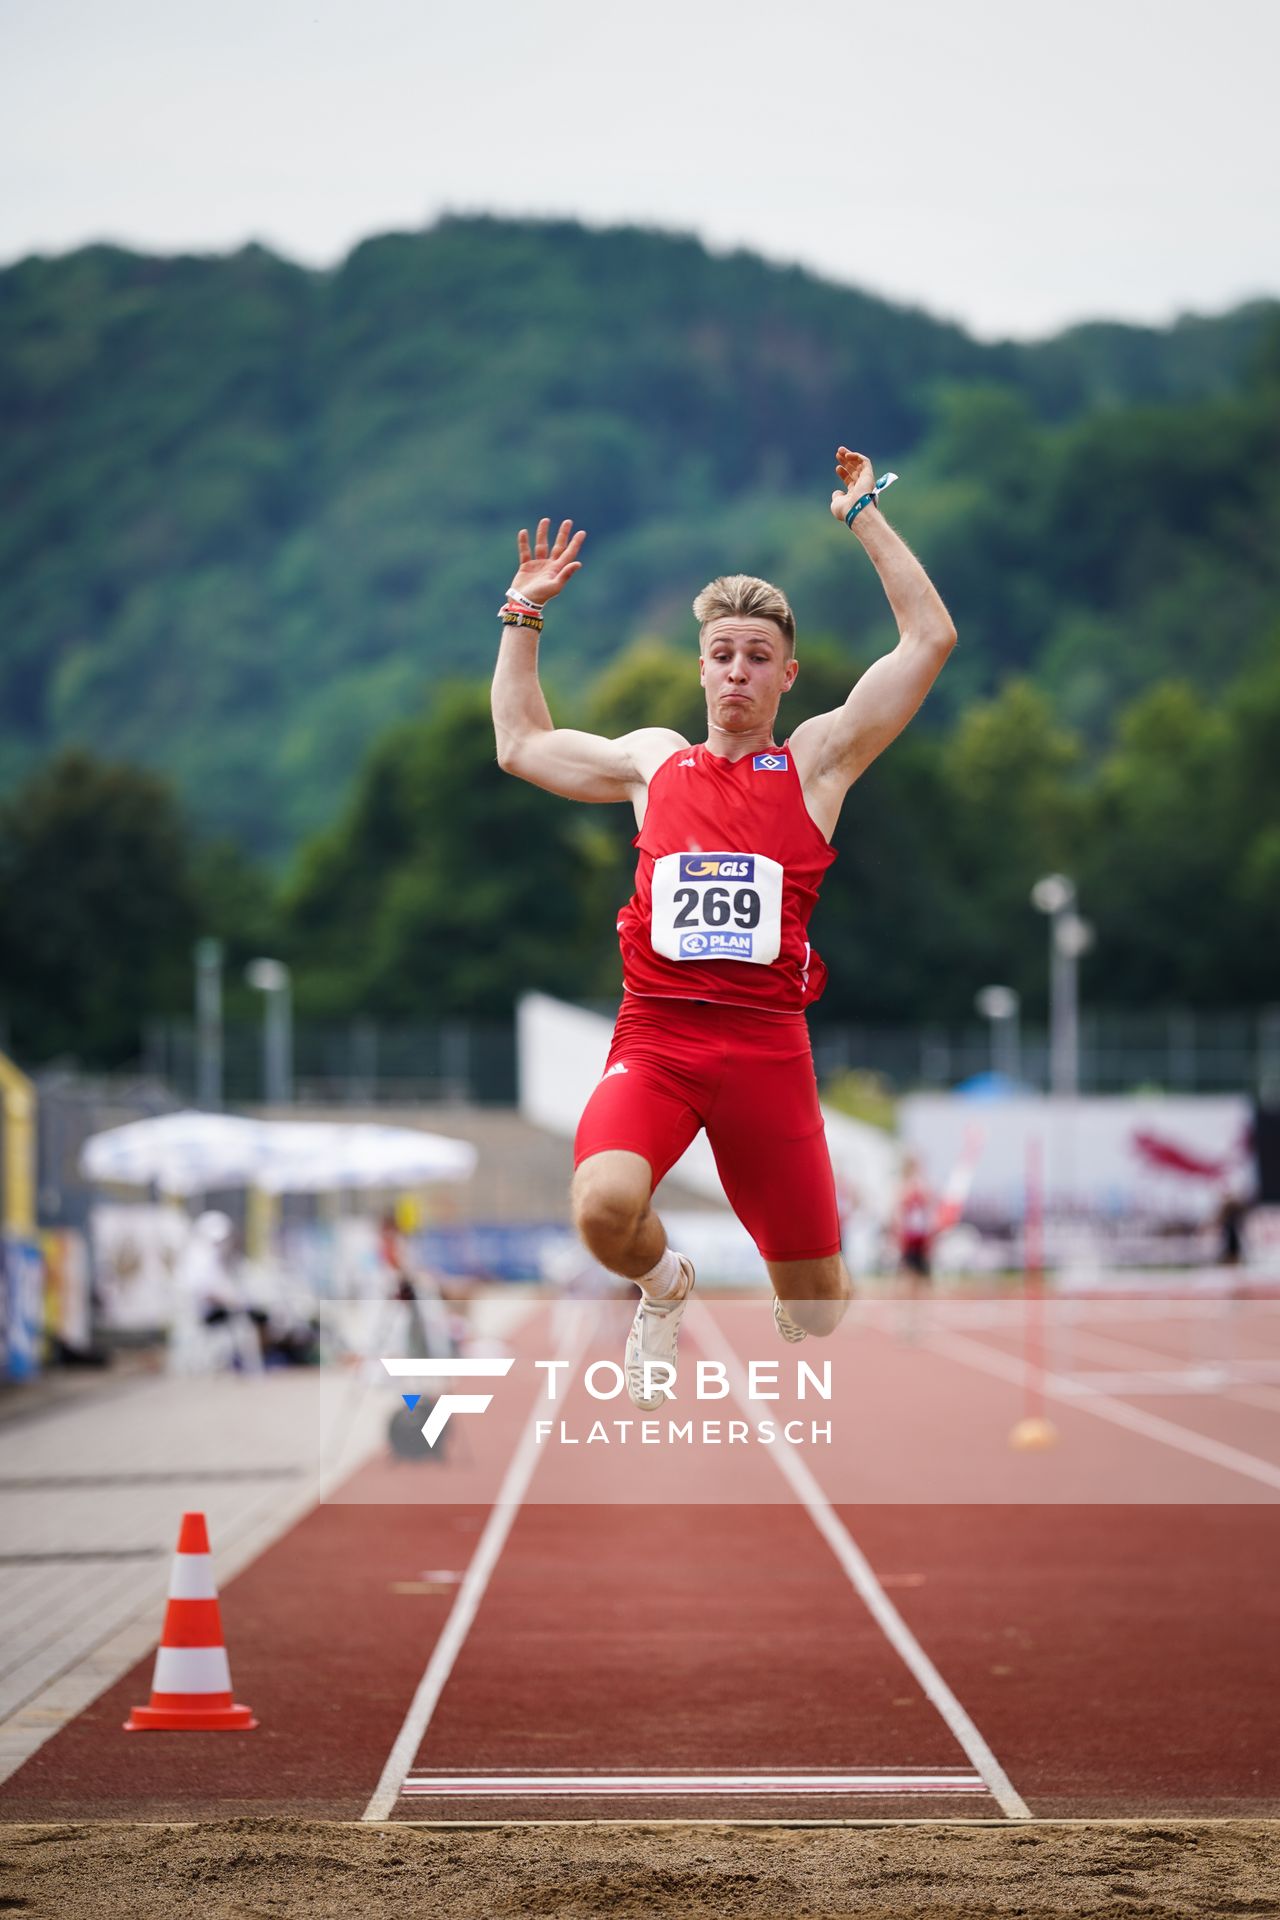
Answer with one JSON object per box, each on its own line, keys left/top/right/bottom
{"left": 378, "top": 1209, "right": 414, "bottom": 1301}
{"left": 895, "top": 1157, "right": 937, "bottom": 1296}
{"left": 1215, "top": 1187, "right": 1249, "bottom": 1269}
{"left": 171, "top": 1211, "right": 266, "bottom": 1371}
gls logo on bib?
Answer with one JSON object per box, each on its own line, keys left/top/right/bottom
{"left": 679, "top": 856, "right": 755, "bottom": 882}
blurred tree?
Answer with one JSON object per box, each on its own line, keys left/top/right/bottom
{"left": 811, "top": 732, "right": 966, "bottom": 1023}
{"left": 0, "top": 750, "right": 199, "bottom": 1064}
{"left": 938, "top": 681, "right": 1086, "bottom": 1016}
{"left": 583, "top": 639, "right": 706, "bottom": 741}
{"left": 1216, "top": 647, "right": 1280, "bottom": 1001}
{"left": 1080, "top": 682, "right": 1233, "bottom": 1006}
{"left": 284, "top": 683, "right": 606, "bottom": 1018}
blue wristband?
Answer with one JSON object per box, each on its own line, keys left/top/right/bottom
{"left": 845, "top": 470, "right": 899, "bottom": 528}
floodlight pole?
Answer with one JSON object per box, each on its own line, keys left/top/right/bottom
{"left": 246, "top": 959, "right": 293, "bottom": 1107}
{"left": 975, "top": 985, "right": 1021, "bottom": 1083}
{"left": 1031, "top": 876, "right": 1092, "bottom": 1098}
{"left": 194, "top": 937, "right": 223, "bottom": 1111}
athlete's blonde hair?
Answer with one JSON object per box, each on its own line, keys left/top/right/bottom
{"left": 693, "top": 574, "right": 796, "bottom": 653}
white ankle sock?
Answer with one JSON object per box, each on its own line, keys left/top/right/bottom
{"left": 636, "top": 1247, "right": 685, "bottom": 1302}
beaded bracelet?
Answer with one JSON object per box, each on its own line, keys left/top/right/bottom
{"left": 498, "top": 610, "right": 544, "bottom": 631}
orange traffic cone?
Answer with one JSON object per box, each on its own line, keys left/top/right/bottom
{"left": 124, "top": 1511, "right": 257, "bottom": 1731}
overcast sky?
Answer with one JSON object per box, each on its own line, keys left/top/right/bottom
{"left": 3, "top": 0, "right": 1277, "bottom": 339}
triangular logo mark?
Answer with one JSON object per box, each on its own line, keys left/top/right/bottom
{"left": 401, "top": 1393, "right": 421, "bottom": 1411}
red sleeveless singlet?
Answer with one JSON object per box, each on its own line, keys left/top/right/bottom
{"left": 616, "top": 741, "right": 837, "bottom": 1012}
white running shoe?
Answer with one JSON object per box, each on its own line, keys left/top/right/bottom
{"left": 625, "top": 1255, "right": 695, "bottom": 1411}
{"left": 773, "top": 1296, "right": 808, "bottom": 1344}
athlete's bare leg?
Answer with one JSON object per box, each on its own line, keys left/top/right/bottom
{"left": 571, "top": 1150, "right": 668, "bottom": 1280}
{"left": 575, "top": 1149, "right": 694, "bottom": 1411}
{"left": 766, "top": 1254, "right": 852, "bottom": 1338}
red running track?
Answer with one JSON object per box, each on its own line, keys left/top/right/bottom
{"left": 3, "top": 1303, "right": 1279, "bottom": 1823}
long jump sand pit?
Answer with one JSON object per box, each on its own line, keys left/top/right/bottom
{"left": 3, "top": 1819, "right": 1277, "bottom": 1917}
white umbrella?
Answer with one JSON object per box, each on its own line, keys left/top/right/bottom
{"left": 253, "top": 1122, "right": 477, "bottom": 1193}
{"left": 79, "top": 1111, "right": 264, "bottom": 1196}
{"left": 80, "top": 1111, "right": 476, "bottom": 1196}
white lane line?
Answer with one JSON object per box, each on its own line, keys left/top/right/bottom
{"left": 401, "top": 1770, "right": 987, "bottom": 1797}
{"left": 1040, "top": 1322, "right": 1280, "bottom": 1415}
{"left": 701, "top": 1309, "right": 1031, "bottom": 1822}
{"left": 361, "top": 1314, "right": 589, "bottom": 1823}
{"left": 1055, "top": 1371, "right": 1252, "bottom": 1396}
{"left": 931, "top": 1329, "right": 1280, "bottom": 1495}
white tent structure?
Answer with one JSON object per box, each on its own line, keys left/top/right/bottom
{"left": 80, "top": 1110, "right": 477, "bottom": 1197}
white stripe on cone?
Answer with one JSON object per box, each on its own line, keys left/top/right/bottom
{"left": 168, "top": 1553, "right": 219, "bottom": 1600}
{"left": 152, "top": 1645, "right": 232, "bottom": 1694}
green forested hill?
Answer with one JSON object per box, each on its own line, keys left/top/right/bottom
{"left": 3, "top": 216, "right": 1277, "bottom": 865}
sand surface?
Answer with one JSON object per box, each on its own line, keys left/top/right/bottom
{"left": 3, "top": 1819, "right": 1278, "bottom": 1918}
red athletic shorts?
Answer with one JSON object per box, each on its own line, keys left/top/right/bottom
{"left": 573, "top": 994, "right": 841, "bottom": 1264}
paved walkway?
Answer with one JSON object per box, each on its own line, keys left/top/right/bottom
{"left": 0, "top": 1362, "right": 383, "bottom": 1783}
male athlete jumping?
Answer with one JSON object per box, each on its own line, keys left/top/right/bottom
{"left": 492, "top": 448, "right": 956, "bottom": 1409}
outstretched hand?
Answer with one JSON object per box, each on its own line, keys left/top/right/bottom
{"left": 829, "top": 446, "right": 876, "bottom": 522}
{"left": 509, "top": 517, "right": 587, "bottom": 606}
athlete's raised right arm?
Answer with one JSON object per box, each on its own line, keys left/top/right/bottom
{"left": 492, "top": 517, "right": 685, "bottom": 803}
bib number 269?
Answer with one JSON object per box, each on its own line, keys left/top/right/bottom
{"left": 672, "top": 885, "right": 759, "bottom": 929}
{"left": 650, "top": 852, "right": 783, "bottom": 965}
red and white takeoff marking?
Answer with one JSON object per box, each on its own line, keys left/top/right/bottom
{"left": 402, "top": 1768, "right": 989, "bottom": 1799}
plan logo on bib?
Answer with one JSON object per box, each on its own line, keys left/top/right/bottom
{"left": 680, "top": 931, "right": 752, "bottom": 958}
{"left": 752, "top": 753, "right": 788, "bottom": 772}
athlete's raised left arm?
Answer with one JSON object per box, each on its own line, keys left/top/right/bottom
{"left": 792, "top": 448, "right": 957, "bottom": 804}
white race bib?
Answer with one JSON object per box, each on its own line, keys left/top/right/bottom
{"left": 650, "top": 852, "right": 783, "bottom": 965}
